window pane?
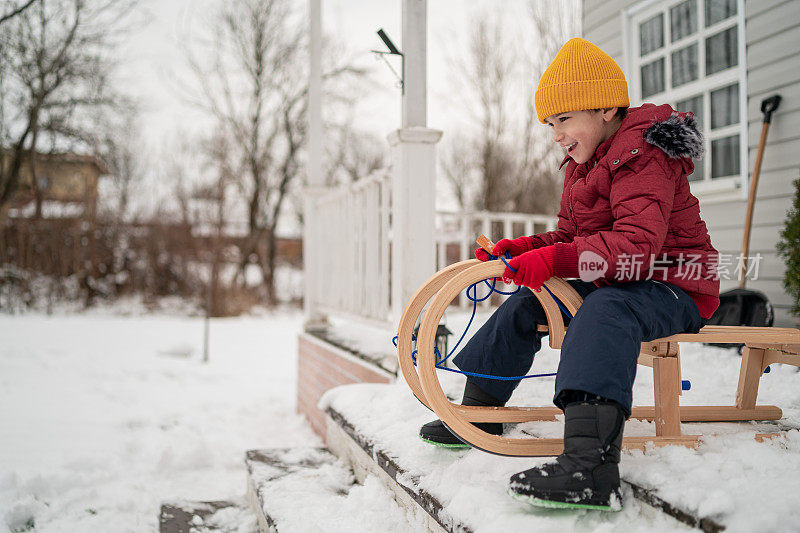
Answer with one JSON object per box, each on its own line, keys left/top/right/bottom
{"left": 677, "top": 94, "right": 704, "bottom": 129}
{"left": 671, "top": 0, "right": 698, "bottom": 41}
{"left": 688, "top": 156, "right": 705, "bottom": 181}
{"left": 640, "top": 13, "right": 664, "bottom": 56}
{"left": 676, "top": 95, "right": 704, "bottom": 181}
{"left": 672, "top": 44, "right": 698, "bottom": 87}
{"left": 706, "top": 27, "right": 737, "bottom": 75}
{"left": 711, "top": 135, "right": 740, "bottom": 178}
{"left": 710, "top": 83, "right": 739, "bottom": 128}
{"left": 641, "top": 58, "right": 665, "bottom": 98}
{"left": 705, "top": 0, "right": 736, "bottom": 27}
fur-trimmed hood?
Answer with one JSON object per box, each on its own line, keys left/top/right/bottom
{"left": 586, "top": 103, "right": 703, "bottom": 175}
{"left": 644, "top": 110, "right": 704, "bottom": 159}
{"left": 624, "top": 103, "right": 704, "bottom": 161}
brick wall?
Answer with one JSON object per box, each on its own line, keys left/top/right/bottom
{"left": 297, "top": 333, "right": 393, "bottom": 438}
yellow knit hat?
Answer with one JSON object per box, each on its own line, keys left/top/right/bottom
{"left": 535, "top": 38, "right": 629, "bottom": 123}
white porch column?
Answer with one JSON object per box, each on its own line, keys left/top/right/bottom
{"left": 304, "top": 0, "right": 327, "bottom": 329}
{"left": 389, "top": 128, "right": 442, "bottom": 324}
{"left": 390, "top": 0, "right": 442, "bottom": 324}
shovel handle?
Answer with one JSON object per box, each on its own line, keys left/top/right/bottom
{"left": 740, "top": 94, "right": 782, "bottom": 287}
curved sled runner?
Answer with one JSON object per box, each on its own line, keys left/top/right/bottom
{"left": 397, "top": 246, "right": 800, "bottom": 457}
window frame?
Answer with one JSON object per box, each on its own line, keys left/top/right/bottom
{"left": 621, "top": 0, "right": 748, "bottom": 202}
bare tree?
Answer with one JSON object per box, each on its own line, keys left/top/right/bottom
{"left": 192, "top": 132, "right": 236, "bottom": 316}
{"left": 511, "top": 0, "right": 580, "bottom": 214}
{"left": 439, "top": 132, "right": 476, "bottom": 210}
{"left": 440, "top": 1, "right": 579, "bottom": 216}
{"left": 324, "top": 120, "right": 387, "bottom": 186}
{"left": 183, "top": 0, "right": 366, "bottom": 305}
{"left": 95, "top": 112, "right": 145, "bottom": 220}
{"left": 0, "top": 0, "right": 137, "bottom": 219}
{"left": 0, "top": 0, "right": 36, "bottom": 26}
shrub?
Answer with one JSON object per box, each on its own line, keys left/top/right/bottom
{"left": 776, "top": 178, "right": 800, "bottom": 317}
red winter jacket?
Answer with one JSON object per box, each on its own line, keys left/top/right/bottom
{"left": 531, "top": 104, "right": 720, "bottom": 318}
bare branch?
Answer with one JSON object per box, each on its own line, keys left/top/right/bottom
{"left": 0, "top": 0, "right": 141, "bottom": 216}
{"left": 0, "top": 0, "right": 37, "bottom": 26}
{"left": 177, "top": 0, "right": 372, "bottom": 304}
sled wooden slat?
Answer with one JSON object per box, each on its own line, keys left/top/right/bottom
{"left": 539, "top": 327, "right": 800, "bottom": 351}
{"left": 455, "top": 404, "right": 782, "bottom": 423}
{"left": 659, "top": 327, "right": 800, "bottom": 344}
{"left": 398, "top": 240, "right": 800, "bottom": 457}
{"left": 630, "top": 405, "right": 782, "bottom": 422}
{"left": 454, "top": 405, "right": 561, "bottom": 422}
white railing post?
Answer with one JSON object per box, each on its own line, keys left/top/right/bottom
{"left": 304, "top": 0, "right": 327, "bottom": 329}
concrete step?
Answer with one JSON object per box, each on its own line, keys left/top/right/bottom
{"left": 323, "top": 408, "right": 462, "bottom": 533}
{"left": 245, "top": 447, "right": 419, "bottom": 532}
{"left": 246, "top": 447, "right": 351, "bottom": 532}
{"left": 159, "top": 500, "right": 256, "bottom": 533}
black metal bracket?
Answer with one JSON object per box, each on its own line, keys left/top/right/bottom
{"left": 371, "top": 28, "right": 403, "bottom": 91}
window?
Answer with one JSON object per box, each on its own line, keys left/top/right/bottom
{"left": 625, "top": 0, "right": 746, "bottom": 192}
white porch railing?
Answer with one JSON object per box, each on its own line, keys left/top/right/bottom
{"left": 308, "top": 170, "right": 392, "bottom": 325}
{"left": 435, "top": 211, "right": 558, "bottom": 308}
{"left": 434, "top": 211, "right": 558, "bottom": 271}
{"left": 306, "top": 172, "right": 558, "bottom": 323}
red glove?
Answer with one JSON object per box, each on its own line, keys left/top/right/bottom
{"left": 503, "top": 246, "right": 555, "bottom": 291}
{"left": 474, "top": 236, "right": 534, "bottom": 262}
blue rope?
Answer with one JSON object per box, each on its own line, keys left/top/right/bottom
{"left": 542, "top": 284, "right": 573, "bottom": 319}
{"left": 391, "top": 251, "right": 575, "bottom": 381}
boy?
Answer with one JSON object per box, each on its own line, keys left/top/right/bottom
{"left": 419, "top": 38, "right": 720, "bottom": 511}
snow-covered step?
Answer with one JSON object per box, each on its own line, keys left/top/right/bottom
{"left": 324, "top": 400, "right": 689, "bottom": 532}
{"left": 321, "top": 382, "right": 800, "bottom": 532}
{"left": 324, "top": 409, "right": 463, "bottom": 533}
{"left": 159, "top": 500, "right": 257, "bottom": 533}
{"left": 245, "top": 447, "right": 421, "bottom": 532}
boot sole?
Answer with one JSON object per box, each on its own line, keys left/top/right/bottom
{"left": 419, "top": 436, "right": 470, "bottom": 449}
{"left": 507, "top": 488, "right": 622, "bottom": 512}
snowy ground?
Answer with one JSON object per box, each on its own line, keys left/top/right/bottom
{"left": 0, "top": 308, "right": 323, "bottom": 532}
{"left": 3, "top": 303, "right": 800, "bottom": 532}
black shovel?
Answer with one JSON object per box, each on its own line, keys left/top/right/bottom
{"left": 705, "top": 95, "right": 781, "bottom": 346}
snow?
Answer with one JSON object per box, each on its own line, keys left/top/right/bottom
{"left": 176, "top": 503, "right": 257, "bottom": 533}
{"left": 320, "top": 308, "right": 800, "bottom": 532}
{"left": 322, "top": 382, "right": 691, "bottom": 532}
{"left": 248, "top": 448, "right": 417, "bottom": 533}
{"left": 2, "top": 302, "right": 799, "bottom": 532}
{"left": 0, "top": 309, "right": 317, "bottom": 532}
{"left": 7, "top": 201, "right": 85, "bottom": 220}
{"left": 323, "top": 315, "right": 400, "bottom": 374}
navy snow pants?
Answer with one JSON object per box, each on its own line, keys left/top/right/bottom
{"left": 451, "top": 279, "right": 703, "bottom": 414}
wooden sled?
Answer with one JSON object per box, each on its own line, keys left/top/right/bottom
{"left": 397, "top": 256, "right": 800, "bottom": 457}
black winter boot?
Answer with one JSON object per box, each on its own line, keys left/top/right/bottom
{"left": 419, "top": 380, "right": 504, "bottom": 448}
{"left": 507, "top": 398, "right": 625, "bottom": 511}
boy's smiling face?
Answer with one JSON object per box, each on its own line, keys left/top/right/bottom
{"left": 545, "top": 108, "right": 621, "bottom": 164}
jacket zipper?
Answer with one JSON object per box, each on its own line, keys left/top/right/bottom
{"left": 652, "top": 279, "right": 679, "bottom": 300}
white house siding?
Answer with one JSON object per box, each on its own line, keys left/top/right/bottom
{"left": 582, "top": 0, "right": 800, "bottom": 326}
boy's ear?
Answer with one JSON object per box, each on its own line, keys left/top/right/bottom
{"left": 601, "top": 107, "right": 618, "bottom": 122}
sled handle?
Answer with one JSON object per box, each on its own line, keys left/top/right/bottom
{"left": 476, "top": 234, "right": 495, "bottom": 255}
